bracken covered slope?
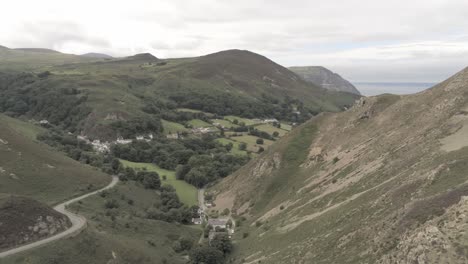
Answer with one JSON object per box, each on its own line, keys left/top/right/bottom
{"left": 212, "top": 67, "right": 468, "bottom": 263}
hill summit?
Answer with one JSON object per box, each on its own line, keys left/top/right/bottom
{"left": 210, "top": 67, "right": 468, "bottom": 263}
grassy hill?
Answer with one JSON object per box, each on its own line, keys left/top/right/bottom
{"left": 0, "top": 46, "right": 100, "bottom": 72}
{"left": 210, "top": 67, "right": 468, "bottom": 263}
{"left": 0, "top": 48, "right": 359, "bottom": 140}
{"left": 0, "top": 114, "right": 110, "bottom": 205}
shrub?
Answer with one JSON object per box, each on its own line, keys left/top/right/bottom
{"left": 104, "top": 199, "right": 119, "bottom": 209}
{"left": 256, "top": 138, "right": 264, "bottom": 145}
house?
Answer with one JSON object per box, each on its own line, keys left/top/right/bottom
{"left": 263, "top": 118, "right": 278, "bottom": 124}
{"left": 192, "top": 218, "right": 203, "bottom": 225}
{"left": 208, "top": 218, "right": 229, "bottom": 229}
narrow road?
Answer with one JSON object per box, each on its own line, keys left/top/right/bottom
{"left": 0, "top": 176, "right": 119, "bottom": 258}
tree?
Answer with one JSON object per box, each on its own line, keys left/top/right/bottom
{"left": 256, "top": 138, "right": 264, "bottom": 145}
{"left": 189, "top": 245, "right": 224, "bottom": 264}
{"left": 210, "top": 233, "right": 233, "bottom": 255}
{"left": 258, "top": 146, "right": 265, "bottom": 153}
{"left": 142, "top": 172, "right": 161, "bottom": 189}
{"left": 238, "top": 142, "right": 247, "bottom": 151}
{"left": 272, "top": 131, "right": 279, "bottom": 137}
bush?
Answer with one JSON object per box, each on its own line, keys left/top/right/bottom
{"left": 272, "top": 131, "right": 279, "bottom": 137}
{"left": 256, "top": 138, "right": 264, "bottom": 145}
{"left": 104, "top": 199, "right": 119, "bottom": 209}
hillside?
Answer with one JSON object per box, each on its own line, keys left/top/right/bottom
{"left": 0, "top": 48, "right": 358, "bottom": 140}
{"left": 0, "top": 196, "right": 71, "bottom": 251}
{"left": 210, "top": 68, "right": 468, "bottom": 263}
{"left": 290, "top": 66, "right": 361, "bottom": 95}
{"left": 0, "top": 114, "right": 110, "bottom": 204}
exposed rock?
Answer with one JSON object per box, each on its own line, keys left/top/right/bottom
{"left": 289, "top": 66, "right": 361, "bottom": 95}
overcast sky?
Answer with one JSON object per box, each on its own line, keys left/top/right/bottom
{"left": 2, "top": 0, "right": 468, "bottom": 84}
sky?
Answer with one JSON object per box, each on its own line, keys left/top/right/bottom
{"left": 1, "top": 0, "right": 468, "bottom": 85}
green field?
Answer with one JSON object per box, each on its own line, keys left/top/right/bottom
{"left": 119, "top": 159, "right": 198, "bottom": 206}
{"left": 224, "top": 115, "right": 262, "bottom": 126}
{"left": 215, "top": 138, "right": 248, "bottom": 156}
{"left": 187, "top": 119, "right": 213, "bottom": 128}
{"left": 211, "top": 118, "right": 239, "bottom": 128}
{"left": 255, "top": 123, "right": 289, "bottom": 137}
{"left": 280, "top": 122, "right": 293, "bottom": 131}
{"left": 230, "top": 135, "right": 274, "bottom": 152}
{"left": 176, "top": 108, "right": 203, "bottom": 113}
{"left": 0, "top": 114, "right": 110, "bottom": 205}
{"left": 161, "top": 119, "right": 189, "bottom": 135}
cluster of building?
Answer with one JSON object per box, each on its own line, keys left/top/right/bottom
{"left": 77, "top": 134, "right": 154, "bottom": 153}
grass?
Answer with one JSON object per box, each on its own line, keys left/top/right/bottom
{"left": 211, "top": 119, "right": 239, "bottom": 128}
{"left": 187, "top": 119, "right": 213, "bottom": 128}
{"left": 255, "top": 124, "right": 288, "bottom": 137}
{"left": 0, "top": 114, "right": 110, "bottom": 205}
{"left": 161, "top": 119, "right": 189, "bottom": 135}
{"left": 230, "top": 135, "right": 274, "bottom": 152}
{"left": 0, "top": 115, "right": 45, "bottom": 140}
{"left": 224, "top": 115, "right": 262, "bottom": 126}
{"left": 215, "top": 138, "right": 248, "bottom": 156}
{"left": 119, "top": 159, "right": 198, "bottom": 206}
{"left": 176, "top": 108, "right": 203, "bottom": 113}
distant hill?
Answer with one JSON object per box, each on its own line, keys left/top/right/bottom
{"left": 80, "top": 52, "right": 113, "bottom": 59}
{"left": 290, "top": 66, "right": 361, "bottom": 95}
{"left": 14, "top": 48, "right": 61, "bottom": 53}
{"left": 0, "top": 46, "right": 102, "bottom": 71}
{"left": 210, "top": 67, "right": 468, "bottom": 263}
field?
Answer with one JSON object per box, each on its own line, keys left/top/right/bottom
{"left": 161, "top": 119, "right": 189, "bottom": 135}
{"left": 3, "top": 181, "right": 201, "bottom": 264}
{"left": 187, "top": 119, "right": 213, "bottom": 128}
{"left": 229, "top": 135, "right": 274, "bottom": 152}
{"left": 224, "top": 115, "right": 262, "bottom": 126}
{"left": 0, "top": 114, "right": 110, "bottom": 205}
{"left": 255, "top": 123, "right": 289, "bottom": 137}
{"left": 215, "top": 138, "right": 248, "bottom": 156}
{"left": 119, "top": 159, "right": 198, "bottom": 206}
{"left": 211, "top": 119, "right": 239, "bottom": 128}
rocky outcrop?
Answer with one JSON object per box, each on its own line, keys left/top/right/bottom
{"left": 289, "top": 66, "right": 361, "bottom": 95}
{"left": 0, "top": 196, "right": 71, "bottom": 250}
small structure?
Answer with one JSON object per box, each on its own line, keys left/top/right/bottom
{"left": 208, "top": 218, "right": 229, "bottom": 229}
{"left": 263, "top": 118, "right": 278, "bottom": 124}
{"left": 192, "top": 218, "right": 203, "bottom": 225}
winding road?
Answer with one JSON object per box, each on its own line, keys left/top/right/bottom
{"left": 0, "top": 176, "right": 119, "bottom": 259}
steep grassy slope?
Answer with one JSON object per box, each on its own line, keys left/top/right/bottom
{"left": 211, "top": 68, "right": 468, "bottom": 263}
{"left": 0, "top": 114, "right": 110, "bottom": 204}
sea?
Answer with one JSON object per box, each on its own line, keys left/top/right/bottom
{"left": 353, "top": 82, "right": 438, "bottom": 96}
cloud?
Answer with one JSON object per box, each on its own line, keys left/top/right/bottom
{"left": 1, "top": 0, "right": 468, "bottom": 84}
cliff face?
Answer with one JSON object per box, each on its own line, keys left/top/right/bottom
{"left": 290, "top": 66, "right": 361, "bottom": 95}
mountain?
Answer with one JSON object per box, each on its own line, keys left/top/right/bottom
{"left": 0, "top": 49, "right": 359, "bottom": 140}
{"left": 80, "top": 52, "right": 113, "bottom": 59}
{"left": 209, "top": 68, "right": 468, "bottom": 263}
{"left": 290, "top": 66, "right": 361, "bottom": 95}
{"left": 14, "top": 48, "right": 61, "bottom": 53}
